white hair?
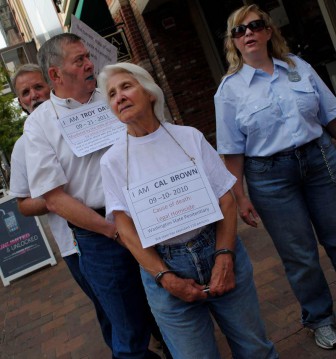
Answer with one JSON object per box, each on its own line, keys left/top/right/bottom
{"left": 97, "top": 62, "right": 166, "bottom": 122}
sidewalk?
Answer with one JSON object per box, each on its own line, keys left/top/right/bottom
{"left": 0, "top": 216, "right": 335, "bottom": 358}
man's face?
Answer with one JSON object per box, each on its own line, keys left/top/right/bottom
{"left": 53, "top": 41, "right": 96, "bottom": 102}
{"left": 15, "top": 72, "right": 50, "bottom": 114}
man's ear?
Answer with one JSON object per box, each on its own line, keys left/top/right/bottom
{"left": 48, "top": 66, "right": 61, "bottom": 83}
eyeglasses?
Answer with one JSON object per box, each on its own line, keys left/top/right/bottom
{"left": 231, "top": 19, "right": 266, "bottom": 38}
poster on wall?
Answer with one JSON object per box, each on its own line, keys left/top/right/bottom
{"left": 0, "top": 195, "right": 56, "bottom": 286}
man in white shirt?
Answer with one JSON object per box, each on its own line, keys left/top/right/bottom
{"left": 24, "top": 34, "right": 162, "bottom": 359}
{"left": 9, "top": 63, "right": 112, "bottom": 349}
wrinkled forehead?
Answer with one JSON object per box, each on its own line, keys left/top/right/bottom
{"left": 60, "top": 40, "right": 88, "bottom": 60}
{"left": 20, "top": 71, "right": 44, "bottom": 81}
{"left": 15, "top": 72, "right": 46, "bottom": 90}
{"left": 107, "top": 69, "right": 137, "bottom": 86}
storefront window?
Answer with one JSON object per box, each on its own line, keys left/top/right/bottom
{"left": 198, "top": 0, "right": 244, "bottom": 71}
{"left": 199, "top": 0, "right": 336, "bottom": 92}
{"left": 251, "top": 0, "right": 336, "bottom": 91}
{"left": 1, "top": 46, "right": 28, "bottom": 77}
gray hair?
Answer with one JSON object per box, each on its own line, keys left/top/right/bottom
{"left": 11, "top": 63, "right": 44, "bottom": 95}
{"left": 97, "top": 62, "right": 166, "bottom": 122}
{"left": 37, "top": 33, "right": 82, "bottom": 85}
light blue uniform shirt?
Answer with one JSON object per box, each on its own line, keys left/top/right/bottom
{"left": 215, "top": 55, "right": 336, "bottom": 156}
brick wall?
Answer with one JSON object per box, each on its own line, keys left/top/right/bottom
{"left": 143, "top": 1, "right": 217, "bottom": 145}
{"left": 108, "top": 0, "right": 217, "bottom": 146}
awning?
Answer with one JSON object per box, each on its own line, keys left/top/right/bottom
{"left": 75, "top": 0, "right": 84, "bottom": 18}
{"left": 72, "top": 0, "right": 116, "bottom": 37}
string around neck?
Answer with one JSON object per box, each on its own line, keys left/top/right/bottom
{"left": 125, "top": 122, "right": 195, "bottom": 190}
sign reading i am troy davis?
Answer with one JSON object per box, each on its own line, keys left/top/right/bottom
{"left": 0, "top": 195, "right": 56, "bottom": 286}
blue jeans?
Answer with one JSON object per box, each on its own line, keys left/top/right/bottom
{"left": 141, "top": 226, "right": 278, "bottom": 359}
{"left": 73, "top": 228, "right": 155, "bottom": 359}
{"left": 63, "top": 253, "right": 112, "bottom": 349}
{"left": 245, "top": 130, "right": 336, "bottom": 329}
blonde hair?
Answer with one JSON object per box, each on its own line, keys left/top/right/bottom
{"left": 97, "top": 62, "right": 166, "bottom": 123}
{"left": 225, "top": 4, "right": 295, "bottom": 75}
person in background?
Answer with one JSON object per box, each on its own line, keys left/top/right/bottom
{"left": 98, "top": 62, "right": 278, "bottom": 359}
{"left": 215, "top": 4, "right": 336, "bottom": 350}
{"left": 9, "top": 63, "right": 112, "bottom": 350}
{"left": 23, "top": 34, "right": 169, "bottom": 359}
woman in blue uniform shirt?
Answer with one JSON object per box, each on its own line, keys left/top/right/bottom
{"left": 215, "top": 3, "right": 336, "bottom": 350}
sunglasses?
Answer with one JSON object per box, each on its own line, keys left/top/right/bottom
{"left": 231, "top": 19, "right": 266, "bottom": 38}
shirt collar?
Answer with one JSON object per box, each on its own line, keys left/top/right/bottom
{"left": 240, "top": 57, "right": 290, "bottom": 86}
{"left": 50, "top": 89, "right": 98, "bottom": 109}
{"left": 273, "top": 57, "right": 289, "bottom": 71}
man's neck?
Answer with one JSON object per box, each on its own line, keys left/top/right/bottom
{"left": 53, "top": 88, "right": 94, "bottom": 104}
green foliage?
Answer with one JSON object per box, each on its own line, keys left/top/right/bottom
{"left": 0, "top": 67, "right": 25, "bottom": 160}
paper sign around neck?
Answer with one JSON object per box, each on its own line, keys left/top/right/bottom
{"left": 123, "top": 161, "right": 223, "bottom": 248}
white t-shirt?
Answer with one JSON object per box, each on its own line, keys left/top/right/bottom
{"left": 100, "top": 122, "right": 236, "bottom": 245}
{"left": 24, "top": 90, "right": 109, "bottom": 208}
{"left": 9, "top": 135, "right": 76, "bottom": 257}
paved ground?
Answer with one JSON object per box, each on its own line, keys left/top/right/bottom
{"left": 0, "top": 215, "right": 335, "bottom": 358}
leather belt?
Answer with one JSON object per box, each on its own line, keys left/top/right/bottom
{"left": 247, "top": 137, "right": 318, "bottom": 160}
{"left": 274, "top": 137, "right": 317, "bottom": 156}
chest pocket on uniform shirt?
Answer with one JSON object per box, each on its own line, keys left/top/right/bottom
{"left": 240, "top": 98, "right": 273, "bottom": 136}
{"left": 289, "top": 79, "right": 319, "bottom": 118}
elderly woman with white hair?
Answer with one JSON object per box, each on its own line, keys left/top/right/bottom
{"left": 98, "top": 62, "right": 278, "bottom": 359}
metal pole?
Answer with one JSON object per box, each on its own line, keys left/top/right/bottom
{"left": 0, "top": 149, "right": 10, "bottom": 191}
